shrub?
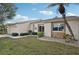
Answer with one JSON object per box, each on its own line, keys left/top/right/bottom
{"left": 28, "top": 30, "right": 32, "bottom": 34}
{"left": 63, "top": 34, "right": 73, "bottom": 42}
{"left": 12, "top": 33, "right": 19, "bottom": 36}
{"left": 37, "top": 32, "right": 44, "bottom": 37}
{"left": 63, "top": 34, "right": 72, "bottom": 39}
{"left": 32, "top": 32, "right": 37, "bottom": 35}
{"left": 20, "top": 33, "right": 29, "bottom": 36}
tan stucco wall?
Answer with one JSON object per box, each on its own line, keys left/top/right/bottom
{"left": 7, "top": 19, "right": 79, "bottom": 40}
{"left": 7, "top": 25, "right": 18, "bottom": 34}
{"left": 7, "top": 22, "right": 30, "bottom": 34}
{"left": 33, "top": 24, "right": 38, "bottom": 32}
{"left": 30, "top": 24, "right": 34, "bottom": 32}
{"left": 30, "top": 24, "right": 38, "bottom": 32}
{"left": 44, "top": 23, "right": 52, "bottom": 37}
{"left": 30, "top": 22, "right": 44, "bottom": 32}
{"left": 66, "top": 20, "right": 79, "bottom": 40}
{"left": 30, "top": 22, "right": 52, "bottom": 37}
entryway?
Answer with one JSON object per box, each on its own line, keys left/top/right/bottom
{"left": 38, "top": 24, "right": 44, "bottom": 32}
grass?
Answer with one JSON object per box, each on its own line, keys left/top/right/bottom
{"left": 0, "top": 36, "right": 79, "bottom": 55}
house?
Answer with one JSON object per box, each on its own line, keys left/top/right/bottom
{"left": 7, "top": 16, "right": 79, "bottom": 40}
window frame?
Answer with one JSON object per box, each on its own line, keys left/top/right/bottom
{"left": 52, "top": 23, "right": 64, "bottom": 32}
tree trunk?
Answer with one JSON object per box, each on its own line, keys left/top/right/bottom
{"left": 62, "top": 14, "right": 77, "bottom": 41}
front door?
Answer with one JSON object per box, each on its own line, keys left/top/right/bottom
{"left": 38, "top": 25, "right": 44, "bottom": 32}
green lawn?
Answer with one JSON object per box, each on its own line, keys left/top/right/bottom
{"left": 0, "top": 36, "right": 79, "bottom": 55}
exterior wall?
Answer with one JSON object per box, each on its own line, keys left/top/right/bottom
{"left": 7, "top": 18, "right": 79, "bottom": 40}
{"left": 7, "top": 25, "right": 18, "bottom": 34}
{"left": 50, "top": 21, "right": 79, "bottom": 39}
{"left": 51, "top": 22, "right": 65, "bottom": 38}
{"left": 33, "top": 24, "right": 38, "bottom": 32}
{"left": 30, "top": 24, "right": 38, "bottom": 32}
{"left": 30, "top": 23, "right": 44, "bottom": 32}
{"left": 31, "top": 22, "right": 52, "bottom": 37}
{"left": 66, "top": 21, "right": 79, "bottom": 40}
{"left": 44, "top": 23, "right": 52, "bottom": 37}
{"left": 52, "top": 32, "right": 65, "bottom": 38}
{"left": 30, "top": 24, "right": 34, "bottom": 32}
{"left": 7, "top": 22, "right": 30, "bottom": 34}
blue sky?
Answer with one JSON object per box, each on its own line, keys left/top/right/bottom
{"left": 6, "top": 3, "right": 79, "bottom": 23}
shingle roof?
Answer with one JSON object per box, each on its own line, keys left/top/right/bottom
{"left": 7, "top": 16, "right": 79, "bottom": 25}
{"left": 43, "top": 16, "right": 79, "bottom": 23}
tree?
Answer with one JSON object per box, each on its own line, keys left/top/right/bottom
{"left": 0, "top": 3, "right": 17, "bottom": 23}
{"left": 47, "top": 3, "right": 77, "bottom": 41}
{"left": 0, "top": 3, "right": 17, "bottom": 34}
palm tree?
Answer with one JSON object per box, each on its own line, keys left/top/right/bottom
{"left": 47, "top": 3, "right": 77, "bottom": 41}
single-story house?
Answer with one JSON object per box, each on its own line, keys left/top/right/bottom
{"left": 7, "top": 16, "right": 79, "bottom": 40}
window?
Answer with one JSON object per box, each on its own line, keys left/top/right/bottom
{"left": 53, "top": 23, "right": 64, "bottom": 31}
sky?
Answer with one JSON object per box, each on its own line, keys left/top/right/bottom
{"left": 6, "top": 3, "right": 79, "bottom": 23}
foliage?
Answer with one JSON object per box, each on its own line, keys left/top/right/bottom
{"left": 0, "top": 3, "right": 17, "bottom": 23}
{"left": 0, "top": 24, "right": 7, "bottom": 34}
{"left": 28, "top": 30, "right": 32, "bottom": 35}
{"left": 32, "top": 32, "right": 37, "bottom": 35}
{"left": 20, "top": 33, "right": 29, "bottom": 36}
{"left": 47, "top": 3, "right": 68, "bottom": 15}
{"left": 12, "top": 33, "right": 19, "bottom": 36}
{"left": 63, "top": 34, "right": 73, "bottom": 42}
{"left": 37, "top": 32, "right": 44, "bottom": 37}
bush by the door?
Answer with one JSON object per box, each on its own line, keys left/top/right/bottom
{"left": 37, "top": 32, "right": 44, "bottom": 37}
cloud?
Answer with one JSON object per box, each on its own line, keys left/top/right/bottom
{"left": 14, "top": 14, "right": 29, "bottom": 20}
{"left": 56, "top": 12, "right": 78, "bottom": 18}
{"left": 39, "top": 10, "right": 53, "bottom": 16}
{"left": 6, "top": 14, "right": 38, "bottom": 23}
{"left": 14, "top": 14, "right": 38, "bottom": 21}
{"left": 66, "top": 12, "right": 77, "bottom": 16}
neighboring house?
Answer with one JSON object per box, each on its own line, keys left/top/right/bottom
{"left": 7, "top": 16, "right": 79, "bottom": 40}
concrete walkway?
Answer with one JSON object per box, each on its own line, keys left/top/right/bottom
{"left": 38, "top": 37, "right": 79, "bottom": 47}
{"left": 0, "top": 34, "right": 9, "bottom": 37}
{"left": 0, "top": 34, "right": 25, "bottom": 38}
{"left": 0, "top": 34, "right": 37, "bottom": 39}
